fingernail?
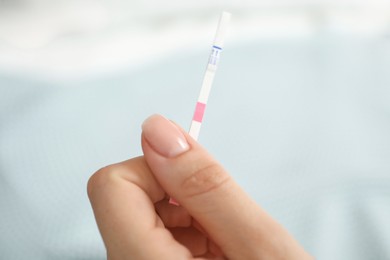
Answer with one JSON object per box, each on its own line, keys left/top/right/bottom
{"left": 142, "top": 114, "right": 190, "bottom": 158}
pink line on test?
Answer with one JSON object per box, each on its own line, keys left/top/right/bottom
{"left": 193, "top": 102, "right": 206, "bottom": 122}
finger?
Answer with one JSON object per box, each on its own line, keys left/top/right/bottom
{"left": 87, "top": 156, "right": 192, "bottom": 259}
{"left": 155, "top": 199, "right": 192, "bottom": 227}
{"left": 169, "top": 227, "right": 208, "bottom": 256}
{"left": 141, "top": 114, "right": 313, "bottom": 259}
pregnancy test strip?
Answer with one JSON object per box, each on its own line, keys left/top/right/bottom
{"left": 170, "top": 11, "right": 231, "bottom": 206}
{"left": 188, "top": 11, "right": 231, "bottom": 140}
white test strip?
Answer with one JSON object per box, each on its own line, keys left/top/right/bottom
{"left": 188, "top": 11, "right": 231, "bottom": 141}
{"left": 169, "top": 11, "right": 231, "bottom": 206}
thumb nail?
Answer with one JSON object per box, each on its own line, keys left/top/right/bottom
{"left": 142, "top": 115, "right": 190, "bottom": 158}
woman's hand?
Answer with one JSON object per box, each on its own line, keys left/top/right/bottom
{"left": 87, "top": 114, "right": 313, "bottom": 259}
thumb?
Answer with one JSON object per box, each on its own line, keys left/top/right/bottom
{"left": 141, "top": 114, "right": 311, "bottom": 259}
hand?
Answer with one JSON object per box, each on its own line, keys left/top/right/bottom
{"left": 87, "top": 114, "right": 313, "bottom": 259}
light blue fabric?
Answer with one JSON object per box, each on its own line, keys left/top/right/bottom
{"left": 1, "top": 34, "right": 390, "bottom": 259}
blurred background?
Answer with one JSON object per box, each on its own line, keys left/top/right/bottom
{"left": 1, "top": 1, "right": 390, "bottom": 259}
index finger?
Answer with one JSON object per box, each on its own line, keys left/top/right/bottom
{"left": 87, "top": 156, "right": 192, "bottom": 259}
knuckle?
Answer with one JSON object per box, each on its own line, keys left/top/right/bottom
{"left": 181, "top": 162, "right": 230, "bottom": 199}
{"left": 87, "top": 164, "right": 122, "bottom": 199}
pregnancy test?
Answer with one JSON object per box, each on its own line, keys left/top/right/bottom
{"left": 189, "top": 11, "right": 231, "bottom": 140}
{"left": 170, "top": 11, "right": 231, "bottom": 206}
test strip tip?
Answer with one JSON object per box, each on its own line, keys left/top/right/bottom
{"left": 222, "top": 11, "right": 232, "bottom": 19}
{"left": 214, "top": 11, "right": 231, "bottom": 49}
{"left": 169, "top": 198, "right": 180, "bottom": 206}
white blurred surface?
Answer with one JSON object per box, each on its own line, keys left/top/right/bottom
{"left": 1, "top": 1, "right": 390, "bottom": 259}
{"left": 1, "top": 1, "right": 390, "bottom": 78}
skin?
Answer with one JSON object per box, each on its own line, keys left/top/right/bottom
{"left": 87, "top": 114, "right": 313, "bottom": 260}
